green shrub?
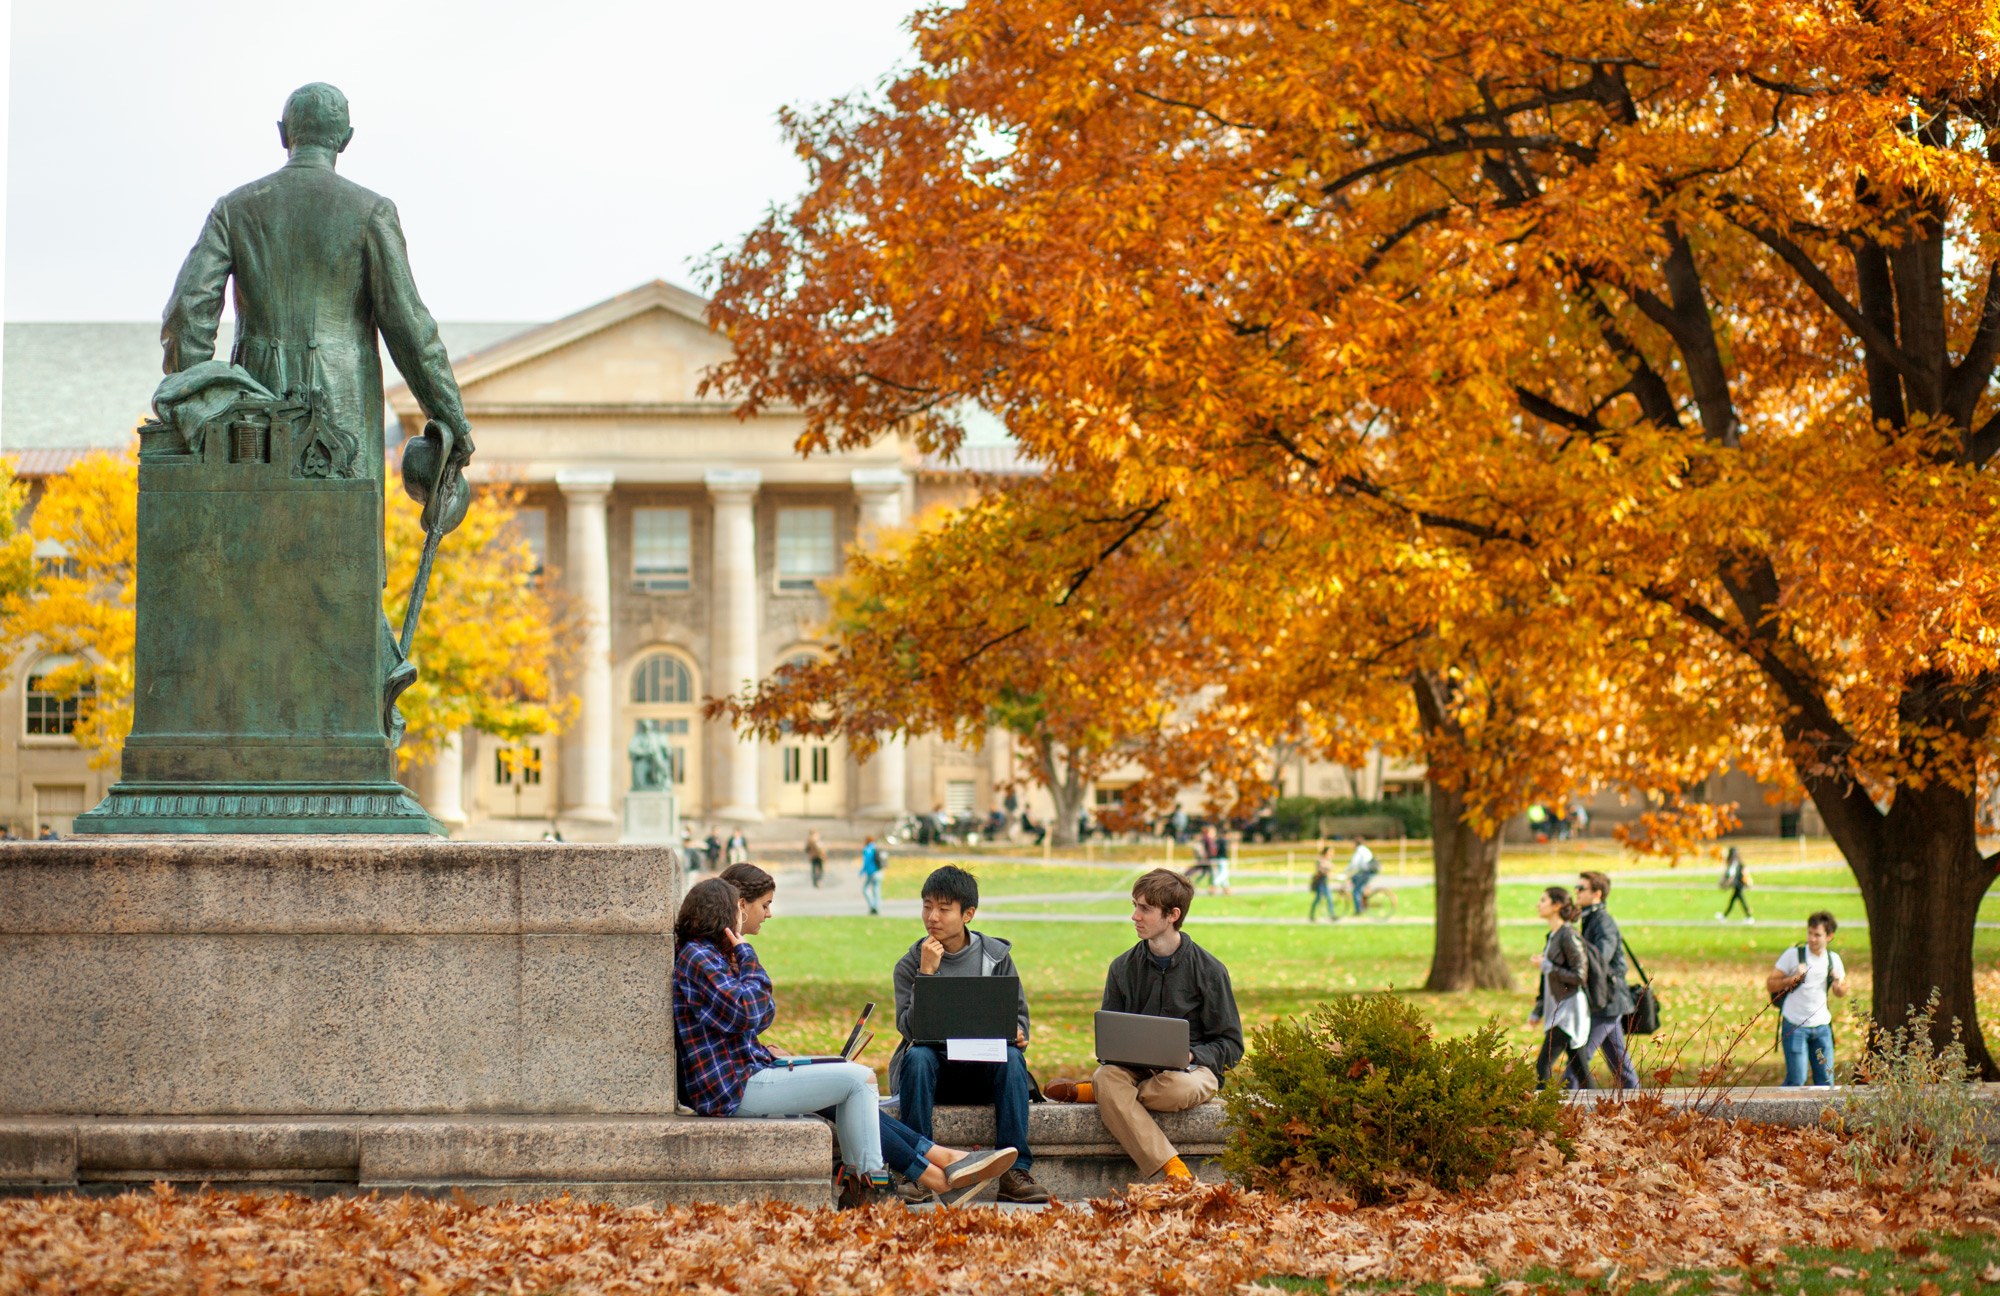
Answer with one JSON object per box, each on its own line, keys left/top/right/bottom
{"left": 1835, "top": 991, "right": 1997, "bottom": 1190}
{"left": 1222, "top": 993, "right": 1565, "bottom": 1203}
{"left": 1270, "top": 795, "right": 1432, "bottom": 841}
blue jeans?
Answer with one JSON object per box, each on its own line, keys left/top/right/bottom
{"left": 1781, "top": 1020, "right": 1835, "bottom": 1086}
{"left": 896, "top": 1043, "right": 1033, "bottom": 1171}
{"left": 733, "top": 1062, "right": 894, "bottom": 1172}
{"left": 1566, "top": 1016, "right": 1640, "bottom": 1089}
{"left": 1351, "top": 876, "right": 1370, "bottom": 912}
{"left": 876, "top": 1112, "right": 938, "bottom": 1183}
{"left": 1309, "top": 878, "right": 1335, "bottom": 920}
{"left": 861, "top": 872, "right": 882, "bottom": 913}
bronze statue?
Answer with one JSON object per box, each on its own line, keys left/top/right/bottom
{"left": 77, "top": 85, "right": 474, "bottom": 835}
{"left": 628, "top": 720, "right": 675, "bottom": 793}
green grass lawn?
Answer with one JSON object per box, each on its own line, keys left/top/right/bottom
{"left": 755, "top": 837, "right": 2000, "bottom": 1088}
{"left": 1261, "top": 1232, "right": 2000, "bottom": 1295}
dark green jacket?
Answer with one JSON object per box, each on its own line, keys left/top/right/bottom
{"left": 163, "top": 155, "right": 469, "bottom": 480}
{"left": 1100, "top": 933, "right": 1244, "bottom": 1081}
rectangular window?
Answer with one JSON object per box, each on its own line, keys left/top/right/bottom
{"left": 632, "top": 507, "right": 692, "bottom": 591}
{"left": 783, "top": 745, "right": 831, "bottom": 784}
{"left": 946, "top": 779, "right": 976, "bottom": 816}
{"left": 24, "top": 676, "right": 89, "bottom": 737}
{"left": 660, "top": 717, "right": 690, "bottom": 784}
{"left": 514, "top": 508, "right": 548, "bottom": 579}
{"left": 494, "top": 744, "right": 543, "bottom": 785}
{"left": 775, "top": 507, "right": 837, "bottom": 591}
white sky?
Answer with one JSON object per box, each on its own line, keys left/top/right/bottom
{"left": 3, "top": 0, "right": 926, "bottom": 322}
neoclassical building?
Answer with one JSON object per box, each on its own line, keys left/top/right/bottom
{"left": 383, "top": 280, "right": 963, "bottom": 836}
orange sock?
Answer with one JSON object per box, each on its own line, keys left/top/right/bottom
{"left": 1161, "top": 1156, "right": 1192, "bottom": 1181}
{"left": 1074, "top": 1081, "right": 1094, "bottom": 1103}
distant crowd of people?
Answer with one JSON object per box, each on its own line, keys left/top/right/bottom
{"left": 0, "top": 824, "right": 64, "bottom": 841}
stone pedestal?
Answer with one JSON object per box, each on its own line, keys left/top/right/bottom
{"left": 621, "top": 790, "right": 679, "bottom": 845}
{"left": 1, "top": 838, "right": 678, "bottom": 1115}
{"left": 0, "top": 837, "right": 834, "bottom": 1206}
{"left": 76, "top": 427, "right": 434, "bottom": 835}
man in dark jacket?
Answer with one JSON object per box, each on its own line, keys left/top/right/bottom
{"left": 1045, "top": 869, "right": 1243, "bottom": 1180}
{"left": 1569, "top": 871, "right": 1640, "bottom": 1089}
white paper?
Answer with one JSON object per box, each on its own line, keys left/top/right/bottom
{"left": 946, "top": 1038, "right": 1007, "bottom": 1063}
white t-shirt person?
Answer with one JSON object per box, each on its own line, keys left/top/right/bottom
{"left": 1774, "top": 945, "right": 1846, "bottom": 1028}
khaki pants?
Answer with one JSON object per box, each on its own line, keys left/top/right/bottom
{"left": 1091, "top": 1063, "right": 1219, "bottom": 1176}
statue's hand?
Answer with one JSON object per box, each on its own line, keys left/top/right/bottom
{"left": 448, "top": 423, "right": 476, "bottom": 468}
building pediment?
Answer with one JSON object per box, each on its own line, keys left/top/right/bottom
{"left": 388, "top": 280, "right": 740, "bottom": 423}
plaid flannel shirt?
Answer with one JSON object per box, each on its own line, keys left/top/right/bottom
{"left": 673, "top": 938, "right": 777, "bottom": 1115}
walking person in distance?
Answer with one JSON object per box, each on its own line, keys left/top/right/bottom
{"left": 1717, "top": 846, "right": 1753, "bottom": 922}
{"left": 1569, "top": 871, "right": 1640, "bottom": 1089}
{"left": 1767, "top": 910, "right": 1849, "bottom": 1086}
{"left": 1528, "top": 886, "right": 1590, "bottom": 1088}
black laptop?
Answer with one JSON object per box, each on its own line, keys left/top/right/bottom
{"left": 908, "top": 976, "right": 1019, "bottom": 1042}
{"left": 772, "top": 1002, "right": 875, "bottom": 1068}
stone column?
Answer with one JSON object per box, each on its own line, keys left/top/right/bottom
{"left": 558, "top": 470, "right": 616, "bottom": 825}
{"left": 707, "top": 469, "right": 764, "bottom": 822}
{"left": 428, "top": 728, "right": 468, "bottom": 832}
{"left": 852, "top": 468, "right": 910, "bottom": 819}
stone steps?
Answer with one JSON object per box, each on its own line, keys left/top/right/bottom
{"left": 0, "top": 1114, "right": 835, "bottom": 1208}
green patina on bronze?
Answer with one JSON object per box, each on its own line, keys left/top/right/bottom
{"left": 76, "top": 84, "right": 475, "bottom": 836}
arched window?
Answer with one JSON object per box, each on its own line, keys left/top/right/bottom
{"left": 631, "top": 654, "right": 693, "bottom": 705}
{"left": 24, "top": 657, "right": 94, "bottom": 738}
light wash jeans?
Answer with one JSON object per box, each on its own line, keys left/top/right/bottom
{"left": 861, "top": 872, "right": 882, "bottom": 914}
{"left": 733, "top": 1062, "right": 889, "bottom": 1173}
{"left": 1781, "top": 1020, "right": 1835, "bottom": 1086}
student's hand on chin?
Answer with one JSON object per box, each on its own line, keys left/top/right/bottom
{"left": 919, "top": 936, "right": 946, "bottom": 975}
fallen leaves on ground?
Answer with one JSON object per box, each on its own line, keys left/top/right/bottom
{"left": 2, "top": 1101, "right": 1995, "bottom": 1295}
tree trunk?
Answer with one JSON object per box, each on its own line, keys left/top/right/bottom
{"left": 1817, "top": 777, "right": 1999, "bottom": 1078}
{"left": 1408, "top": 670, "right": 1514, "bottom": 991}
{"left": 1037, "top": 733, "right": 1086, "bottom": 848}
{"left": 1423, "top": 776, "right": 1514, "bottom": 991}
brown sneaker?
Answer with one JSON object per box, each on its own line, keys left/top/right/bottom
{"left": 888, "top": 1171, "right": 936, "bottom": 1205}
{"left": 995, "top": 1167, "right": 1052, "bottom": 1204}
{"left": 1043, "top": 1079, "right": 1095, "bottom": 1103}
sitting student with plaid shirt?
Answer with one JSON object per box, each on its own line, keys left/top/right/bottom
{"left": 673, "top": 877, "right": 1016, "bottom": 1207}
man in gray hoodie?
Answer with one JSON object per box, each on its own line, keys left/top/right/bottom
{"left": 890, "top": 865, "right": 1049, "bottom": 1204}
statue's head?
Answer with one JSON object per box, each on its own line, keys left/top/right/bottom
{"left": 277, "top": 83, "right": 354, "bottom": 154}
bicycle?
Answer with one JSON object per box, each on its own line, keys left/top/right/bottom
{"left": 1333, "top": 870, "right": 1398, "bottom": 919}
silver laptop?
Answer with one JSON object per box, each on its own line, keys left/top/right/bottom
{"left": 1094, "top": 1010, "right": 1191, "bottom": 1069}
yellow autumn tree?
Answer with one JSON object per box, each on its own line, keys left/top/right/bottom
{"left": 0, "top": 448, "right": 574, "bottom": 769}
{"left": 0, "top": 459, "right": 37, "bottom": 624}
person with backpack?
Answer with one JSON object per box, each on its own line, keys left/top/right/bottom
{"left": 1527, "top": 886, "right": 1590, "bottom": 1087}
{"left": 859, "top": 836, "right": 885, "bottom": 916}
{"left": 1766, "top": 910, "right": 1849, "bottom": 1086}
{"left": 1308, "top": 844, "right": 1337, "bottom": 922}
{"left": 1569, "top": 871, "right": 1640, "bottom": 1090}
{"left": 1717, "top": 845, "right": 1753, "bottom": 922}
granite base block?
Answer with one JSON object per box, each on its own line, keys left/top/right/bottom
{"left": 0, "top": 838, "right": 681, "bottom": 1116}
{"left": 0, "top": 1116, "right": 834, "bottom": 1209}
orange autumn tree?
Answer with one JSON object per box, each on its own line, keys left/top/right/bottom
{"left": 714, "top": 474, "right": 1237, "bottom": 847}
{"left": 707, "top": 0, "right": 2000, "bottom": 1067}
{"left": 0, "top": 448, "right": 574, "bottom": 770}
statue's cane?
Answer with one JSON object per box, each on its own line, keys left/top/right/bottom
{"left": 398, "top": 421, "right": 469, "bottom": 658}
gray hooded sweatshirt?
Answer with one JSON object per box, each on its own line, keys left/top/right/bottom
{"left": 888, "top": 929, "right": 1030, "bottom": 1090}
